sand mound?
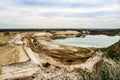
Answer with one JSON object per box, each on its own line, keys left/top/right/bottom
{"left": 0, "top": 44, "right": 29, "bottom": 66}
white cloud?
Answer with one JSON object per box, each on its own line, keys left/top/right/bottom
{"left": 0, "top": 0, "right": 120, "bottom": 28}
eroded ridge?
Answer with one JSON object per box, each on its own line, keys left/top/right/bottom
{"left": 0, "top": 32, "right": 103, "bottom": 80}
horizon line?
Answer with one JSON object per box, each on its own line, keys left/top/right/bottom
{"left": 0, "top": 28, "right": 120, "bottom": 31}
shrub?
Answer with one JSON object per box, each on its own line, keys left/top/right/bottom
{"left": 78, "top": 63, "right": 120, "bottom": 80}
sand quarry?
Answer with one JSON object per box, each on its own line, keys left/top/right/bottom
{"left": 0, "top": 31, "right": 103, "bottom": 80}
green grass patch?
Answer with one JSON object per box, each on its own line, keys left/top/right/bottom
{"left": 101, "top": 45, "right": 120, "bottom": 62}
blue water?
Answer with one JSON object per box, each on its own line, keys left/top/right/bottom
{"left": 53, "top": 35, "right": 120, "bottom": 48}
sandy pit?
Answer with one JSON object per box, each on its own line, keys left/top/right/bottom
{"left": 0, "top": 44, "right": 29, "bottom": 66}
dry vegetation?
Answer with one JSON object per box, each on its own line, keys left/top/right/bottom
{"left": 0, "top": 32, "right": 15, "bottom": 46}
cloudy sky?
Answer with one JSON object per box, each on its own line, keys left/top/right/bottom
{"left": 0, "top": 0, "right": 120, "bottom": 29}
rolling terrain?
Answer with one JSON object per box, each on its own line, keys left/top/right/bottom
{"left": 0, "top": 29, "right": 119, "bottom": 80}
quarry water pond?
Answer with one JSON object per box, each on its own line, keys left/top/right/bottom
{"left": 53, "top": 35, "right": 120, "bottom": 48}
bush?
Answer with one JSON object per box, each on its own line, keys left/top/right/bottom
{"left": 101, "top": 45, "right": 120, "bottom": 62}
{"left": 78, "top": 63, "right": 120, "bottom": 80}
